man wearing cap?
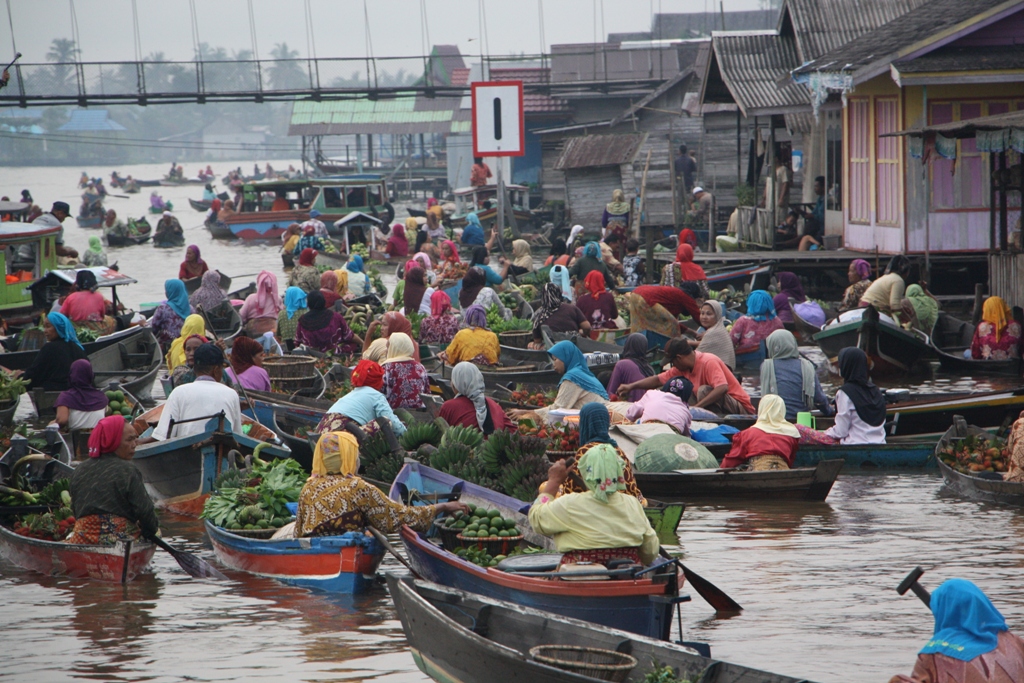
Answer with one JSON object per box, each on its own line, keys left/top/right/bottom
{"left": 32, "top": 201, "right": 78, "bottom": 262}
{"left": 691, "top": 187, "right": 713, "bottom": 227}
{"left": 301, "top": 210, "right": 328, "bottom": 239}
{"left": 148, "top": 343, "right": 243, "bottom": 441}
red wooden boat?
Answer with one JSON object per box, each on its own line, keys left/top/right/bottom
{"left": 0, "top": 526, "right": 155, "bottom": 582}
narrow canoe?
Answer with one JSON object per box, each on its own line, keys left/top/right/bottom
{"left": 205, "top": 521, "right": 384, "bottom": 593}
{"left": 184, "top": 271, "right": 231, "bottom": 296}
{"left": 0, "top": 526, "right": 155, "bottom": 582}
{"left": 934, "top": 420, "right": 1024, "bottom": 506}
{"left": 0, "top": 325, "right": 147, "bottom": 371}
{"left": 793, "top": 442, "right": 937, "bottom": 469}
{"left": 153, "top": 234, "right": 186, "bottom": 248}
{"left": 929, "top": 312, "right": 1022, "bottom": 376}
{"left": 105, "top": 232, "right": 150, "bottom": 247}
{"left": 189, "top": 198, "right": 212, "bottom": 212}
{"left": 634, "top": 459, "right": 845, "bottom": 502}
{"left": 390, "top": 462, "right": 682, "bottom": 640}
{"left": 814, "top": 306, "right": 933, "bottom": 375}
{"left": 76, "top": 215, "right": 103, "bottom": 229}
{"left": 205, "top": 218, "right": 235, "bottom": 239}
{"left": 387, "top": 575, "right": 823, "bottom": 683}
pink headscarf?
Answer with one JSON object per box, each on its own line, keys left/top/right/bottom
{"left": 430, "top": 290, "right": 452, "bottom": 317}
{"left": 88, "top": 415, "right": 126, "bottom": 458}
{"left": 412, "top": 252, "right": 433, "bottom": 271}
{"left": 248, "top": 270, "right": 282, "bottom": 318}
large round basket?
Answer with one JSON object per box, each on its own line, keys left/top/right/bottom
{"left": 528, "top": 645, "right": 637, "bottom": 682}
{"left": 263, "top": 356, "right": 318, "bottom": 379}
{"left": 456, "top": 532, "right": 523, "bottom": 557}
{"left": 432, "top": 520, "right": 463, "bottom": 551}
{"left": 499, "top": 330, "right": 533, "bottom": 349}
{"left": 545, "top": 450, "right": 576, "bottom": 463}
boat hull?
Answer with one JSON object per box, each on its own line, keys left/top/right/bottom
{"left": 0, "top": 325, "right": 145, "bottom": 371}
{"left": 794, "top": 442, "right": 936, "bottom": 469}
{"left": 105, "top": 233, "right": 150, "bottom": 246}
{"left": 935, "top": 422, "right": 1024, "bottom": 506}
{"left": 0, "top": 526, "right": 154, "bottom": 581}
{"left": 930, "top": 312, "right": 1022, "bottom": 376}
{"left": 635, "top": 460, "right": 844, "bottom": 502}
{"left": 76, "top": 215, "right": 103, "bottom": 229}
{"left": 814, "top": 307, "right": 933, "bottom": 375}
{"left": 205, "top": 521, "right": 384, "bottom": 592}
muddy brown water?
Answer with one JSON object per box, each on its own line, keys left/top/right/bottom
{"left": 1, "top": 164, "right": 1023, "bottom": 682}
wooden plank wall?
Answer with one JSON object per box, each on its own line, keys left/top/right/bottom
{"left": 540, "top": 139, "right": 566, "bottom": 203}
{"left": 564, "top": 166, "right": 623, "bottom": 230}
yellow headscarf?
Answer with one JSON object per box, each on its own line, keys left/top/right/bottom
{"left": 382, "top": 332, "right": 415, "bottom": 364}
{"left": 333, "top": 269, "right": 349, "bottom": 296}
{"left": 363, "top": 337, "right": 389, "bottom": 363}
{"left": 753, "top": 394, "right": 800, "bottom": 438}
{"left": 165, "top": 314, "right": 206, "bottom": 370}
{"left": 982, "top": 296, "right": 1011, "bottom": 342}
{"left": 311, "top": 431, "right": 359, "bottom": 477}
{"left": 405, "top": 217, "right": 419, "bottom": 233}
{"left": 512, "top": 239, "right": 533, "bottom": 271}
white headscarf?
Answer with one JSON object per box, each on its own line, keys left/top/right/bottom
{"left": 567, "top": 224, "right": 585, "bottom": 251}
{"left": 382, "top": 332, "right": 415, "bottom": 365}
{"left": 451, "top": 362, "right": 488, "bottom": 430}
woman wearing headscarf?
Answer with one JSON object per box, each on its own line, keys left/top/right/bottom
{"left": 468, "top": 245, "right": 509, "bottom": 286}
{"left": 458, "top": 267, "right": 511, "bottom": 319}
{"left": 529, "top": 443, "right": 658, "bottom": 568}
{"left": 555, "top": 403, "right": 645, "bottom": 505}
{"left": 692, "top": 300, "right": 735, "bottom": 370}
{"left": 224, "top": 336, "right": 272, "bottom": 392}
{"left": 971, "top": 296, "right": 1021, "bottom": 361}
{"left": 60, "top": 270, "right": 110, "bottom": 327}
{"left": 277, "top": 286, "right": 308, "bottom": 347}
{"left": 678, "top": 228, "right": 698, "bottom": 251}
{"left": 425, "top": 204, "right": 445, "bottom": 242}
{"left": 240, "top": 271, "right": 282, "bottom": 337}
{"left": 773, "top": 271, "right": 815, "bottom": 325}
{"left": 65, "top": 416, "right": 158, "bottom": 545}
{"left": 721, "top": 394, "right": 799, "bottom": 470}
{"left": 293, "top": 224, "right": 325, "bottom": 255}
{"left": 509, "top": 239, "right": 534, "bottom": 277}
{"left": 840, "top": 259, "right": 873, "bottom": 312}
{"left": 296, "top": 431, "right": 467, "bottom": 537}
{"left": 460, "top": 212, "right": 486, "bottom": 246}
{"left": 81, "top": 236, "right": 107, "bottom": 267}
{"left": 568, "top": 241, "right": 614, "bottom": 289}
{"left": 319, "top": 271, "right": 341, "bottom": 308}
{"left": 729, "top": 290, "right": 784, "bottom": 364}
{"left": 607, "top": 333, "right": 655, "bottom": 402}
{"left": 576, "top": 270, "right": 619, "bottom": 332}
{"left": 602, "top": 189, "right": 631, "bottom": 233}
{"left": 529, "top": 283, "right": 590, "bottom": 349}
{"left": 20, "top": 312, "right": 88, "bottom": 392}
{"left": 189, "top": 270, "right": 228, "bottom": 314}
{"left": 420, "top": 291, "right": 460, "bottom": 345}
{"left": 149, "top": 279, "right": 194, "bottom": 353}
{"left": 178, "top": 245, "right": 208, "bottom": 282}
{"left": 439, "top": 362, "right": 515, "bottom": 435}
{"left": 625, "top": 285, "right": 700, "bottom": 340}
{"left": 566, "top": 224, "right": 586, "bottom": 256}
{"left": 386, "top": 221, "right": 410, "bottom": 258}
{"left": 512, "top": 341, "right": 609, "bottom": 420}
{"left": 403, "top": 266, "right": 434, "bottom": 316}
{"left": 442, "top": 304, "right": 500, "bottom": 366}
{"left": 345, "top": 254, "right": 371, "bottom": 298}
{"left": 381, "top": 332, "right": 430, "bottom": 409}
{"left": 362, "top": 338, "right": 389, "bottom": 363}
{"left": 295, "top": 291, "right": 360, "bottom": 356}
{"left": 889, "top": 578, "right": 1024, "bottom": 683}
{"left": 760, "top": 330, "right": 831, "bottom": 423}
{"left": 821, "top": 347, "right": 887, "bottom": 445}
{"left": 166, "top": 314, "right": 206, "bottom": 371}
{"left": 169, "top": 333, "right": 207, "bottom": 390}
{"left": 544, "top": 237, "right": 570, "bottom": 268}
{"left": 408, "top": 251, "right": 436, "bottom": 284}
{"left": 363, "top": 311, "right": 422, "bottom": 362}
{"left": 660, "top": 243, "right": 708, "bottom": 298}
{"left": 288, "top": 248, "right": 321, "bottom": 294}
{"left": 436, "top": 240, "right": 466, "bottom": 284}
{"left": 901, "top": 284, "right": 940, "bottom": 334}
{"left": 861, "top": 254, "right": 912, "bottom": 320}
{"left": 53, "top": 359, "right": 108, "bottom": 430}
{"left": 280, "top": 223, "right": 302, "bottom": 260}
{"left": 550, "top": 264, "right": 573, "bottom": 301}
{"left": 316, "top": 359, "right": 408, "bottom": 435}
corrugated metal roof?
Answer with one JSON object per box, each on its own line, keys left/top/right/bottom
{"left": 489, "top": 67, "right": 571, "bottom": 115}
{"left": 654, "top": 10, "right": 779, "bottom": 38}
{"left": 57, "top": 109, "right": 126, "bottom": 132}
{"left": 555, "top": 133, "right": 647, "bottom": 170}
{"left": 895, "top": 44, "right": 1024, "bottom": 73}
{"left": 793, "top": 0, "right": 1018, "bottom": 81}
{"left": 783, "top": 0, "right": 928, "bottom": 64}
{"left": 550, "top": 43, "right": 680, "bottom": 83}
{"left": 710, "top": 32, "right": 809, "bottom": 116}
{"left": 888, "top": 108, "right": 1024, "bottom": 137}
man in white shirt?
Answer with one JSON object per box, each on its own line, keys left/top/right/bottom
{"left": 301, "top": 210, "right": 329, "bottom": 239}
{"left": 32, "top": 201, "right": 79, "bottom": 261}
{"left": 151, "top": 344, "right": 243, "bottom": 441}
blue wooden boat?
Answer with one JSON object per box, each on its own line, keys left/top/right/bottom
{"left": 390, "top": 462, "right": 682, "bottom": 641}
{"left": 205, "top": 521, "right": 384, "bottom": 593}
{"left": 793, "top": 441, "right": 937, "bottom": 469}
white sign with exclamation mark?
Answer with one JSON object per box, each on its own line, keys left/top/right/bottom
{"left": 471, "top": 81, "right": 525, "bottom": 157}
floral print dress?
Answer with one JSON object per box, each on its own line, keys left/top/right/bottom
{"left": 295, "top": 475, "right": 437, "bottom": 536}
{"left": 420, "top": 314, "right": 461, "bottom": 344}
{"left": 971, "top": 321, "right": 1022, "bottom": 361}
{"left": 382, "top": 359, "right": 431, "bottom": 409}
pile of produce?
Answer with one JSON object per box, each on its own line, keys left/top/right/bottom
{"left": 485, "top": 305, "right": 533, "bottom": 334}
{"left": 200, "top": 456, "right": 306, "bottom": 532}
{"left": 937, "top": 434, "right": 1010, "bottom": 474}
{"left": 642, "top": 664, "right": 697, "bottom": 683}
{"left": 0, "top": 370, "right": 28, "bottom": 405}
{"left": 451, "top": 539, "right": 543, "bottom": 569}
{"left": 706, "top": 286, "right": 747, "bottom": 309}
{"left": 104, "top": 389, "right": 134, "bottom": 418}
{"left": 5, "top": 479, "right": 75, "bottom": 541}
{"left": 519, "top": 420, "right": 579, "bottom": 453}
{"left": 342, "top": 303, "right": 375, "bottom": 337}
{"left": 447, "top": 505, "right": 520, "bottom": 539}
{"left": 508, "top": 386, "right": 555, "bottom": 407}
{"left": 367, "top": 267, "right": 387, "bottom": 298}
{"left": 76, "top": 328, "right": 100, "bottom": 344}
{"left": 349, "top": 243, "right": 369, "bottom": 259}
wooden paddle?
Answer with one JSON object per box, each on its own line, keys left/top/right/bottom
{"left": 368, "top": 526, "right": 414, "bottom": 572}
{"left": 897, "top": 566, "right": 931, "bottom": 607}
{"left": 659, "top": 548, "right": 742, "bottom": 613}
{"left": 197, "top": 305, "right": 264, "bottom": 430}
{"left": 150, "top": 535, "right": 228, "bottom": 579}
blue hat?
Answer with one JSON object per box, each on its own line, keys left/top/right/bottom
{"left": 308, "top": 210, "right": 321, "bottom": 218}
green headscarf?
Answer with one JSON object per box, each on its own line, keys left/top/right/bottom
{"left": 906, "top": 284, "right": 938, "bottom": 333}
{"left": 577, "top": 443, "right": 626, "bottom": 503}
{"left": 761, "top": 329, "right": 816, "bottom": 415}
{"left": 87, "top": 236, "right": 104, "bottom": 255}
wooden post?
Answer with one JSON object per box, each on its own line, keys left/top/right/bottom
{"left": 645, "top": 225, "right": 657, "bottom": 285}
{"left": 669, "top": 136, "right": 678, "bottom": 229}
{"left": 999, "top": 152, "right": 1009, "bottom": 251}
{"left": 973, "top": 283, "right": 985, "bottom": 327}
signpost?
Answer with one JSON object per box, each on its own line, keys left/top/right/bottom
{"left": 471, "top": 81, "right": 524, "bottom": 248}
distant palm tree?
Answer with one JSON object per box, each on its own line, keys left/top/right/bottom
{"left": 268, "top": 42, "right": 306, "bottom": 90}
{"left": 45, "top": 38, "right": 79, "bottom": 93}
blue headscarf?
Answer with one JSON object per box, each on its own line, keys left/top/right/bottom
{"left": 346, "top": 254, "right": 370, "bottom": 288}
{"left": 920, "top": 578, "right": 1007, "bottom": 662}
{"left": 745, "top": 290, "right": 777, "bottom": 323}
{"left": 47, "top": 312, "right": 83, "bottom": 350}
{"left": 549, "top": 340, "right": 608, "bottom": 399}
{"left": 550, "top": 265, "right": 572, "bottom": 301}
{"left": 464, "top": 304, "right": 488, "bottom": 328}
{"left": 164, "top": 279, "right": 191, "bottom": 320}
{"left": 583, "top": 241, "right": 601, "bottom": 259}
{"left": 578, "top": 402, "right": 617, "bottom": 447}
{"left": 462, "top": 213, "right": 485, "bottom": 245}
{"left": 284, "top": 286, "right": 307, "bottom": 319}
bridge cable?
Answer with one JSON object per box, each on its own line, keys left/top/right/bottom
{"left": 538, "top": 0, "right": 546, "bottom": 55}
{"left": 4, "top": 0, "right": 17, "bottom": 56}
{"left": 188, "top": 0, "right": 201, "bottom": 60}
{"left": 246, "top": 0, "right": 260, "bottom": 60}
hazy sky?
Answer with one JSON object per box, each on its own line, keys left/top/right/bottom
{"left": 5, "top": 0, "right": 766, "bottom": 64}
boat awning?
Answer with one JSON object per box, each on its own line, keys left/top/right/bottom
{"left": 0, "top": 201, "right": 29, "bottom": 214}
{"left": 333, "top": 211, "right": 383, "bottom": 227}
{"left": 883, "top": 110, "right": 1024, "bottom": 159}
{"left": 32, "top": 267, "right": 138, "bottom": 290}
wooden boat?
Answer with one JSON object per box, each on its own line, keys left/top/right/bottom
{"left": 390, "top": 462, "right": 682, "bottom": 640}
{"left": 202, "top": 303, "right": 243, "bottom": 342}
{"left": 204, "top": 217, "right": 235, "bottom": 239}
{"left": 105, "top": 231, "right": 150, "bottom": 246}
{"left": 189, "top": 193, "right": 229, "bottom": 212}
{"left": 929, "top": 312, "right": 1022, "bottom": 376}
{"left": 153, "top": 232, "right": 186, "bottom": 248}
{"left": 814, "top": 305, "right": 934, "bottom": 375}
{"left": 0, "top": 325, "right": 146, "bottom": 371}
{"left": 271, "top": 408, "right": 318, "bottom": 472}
{"left": 934, "top": 419, "right": 1024, "bottom": 506}
{"left": 790, "top": 301, "right": 825, "bottom": 345}
{"left": 184, "top": 271, "right": 231, "bottom": 296}
{"left": 0, "top": 451, "right": 156, "bottom": 581}
{"left": 793, "top": 441, "right": 936, "bottom": 469}
{"left": 388, "top": 575, "right": 823, "bottom": 683}
{"left": 450, "top": 184, "right": 534, "bottom": 232}
{"left": 643, "top": 500, "right": 685, "bottom": 540}
{"left": 884, "top": 388, "right": 1024, "bottom": 440}
{"left": 705, "top": 263, "right": 773, "bottom": 292}
{"left": 634, "top": 459, "right": 844, "bottom": 502}
{"left": 205, "top": 520, "right": 384, "bottom": 593}
{"left": 132, "top": 406, "right": 291, "bottom": 515}
{"left": 76, "top": 214, "right": 103, "bottom": 228}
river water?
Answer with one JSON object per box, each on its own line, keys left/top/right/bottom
{"left": 1, "top": 163, "right": 1022, "bottom": 683}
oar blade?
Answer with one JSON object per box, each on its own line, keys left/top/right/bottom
{"left": 171, "top": 549, "right": 229, "bottom": 580}
{"left": 680, "top": 563, "right": 742, "bottom": 613}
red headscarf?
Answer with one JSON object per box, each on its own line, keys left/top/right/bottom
{"left": 302, "top": 224, "right": 316, "bottom": 236}
{"left": 584, "top": 270, "right": 606, "bottom": 298}
{"left": 387, "top": 224, "right": 409, "bottom": 257}
{"left": 381, "top": 311, "right": 420, "bottom": 362}
{"left": 430, "top": 290, "right": 452, "bottom": 317}
{"left": 442, "top": 240, "right": 461, "bottom": 264}
{"left": 351, "top": 359, "right": 384, "bottom": 390}
{"left": 674, "top": 244, "right": 706, "bottom": 281}
{"left": 299, "top": 248, "right": 317, "bottom": 267}
{"left": 679, "top": 229, "right": 698, "bottom": 248}
{"left": 229, "top": 336, "right": 263, "bottom": 375}
{"left": 210, "top": 198, "right": 222, "bottom": 213}
{"left": 88, "top": 415, "right": 126, "bottom": 458}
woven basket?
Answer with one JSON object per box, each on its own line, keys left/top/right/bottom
{"left": 456, "top": 532, "right": 523, "bottom": 557}
{"left": 499, "top": 330, "right": 533, "bottom": 349}
{"left": 263, "top": 356, "right": 317, "bottom": 380}
{"left": 432, "top": 521, "right": 463, "bottom": 551}
{"left": 529, "top": 646, "right": 637, "bottom": 682}
{"left": 484, "top": 363, "right": 538, "bottom": 373}
{"left": 546, "top": 450, "right": 576, "bottom": 463}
